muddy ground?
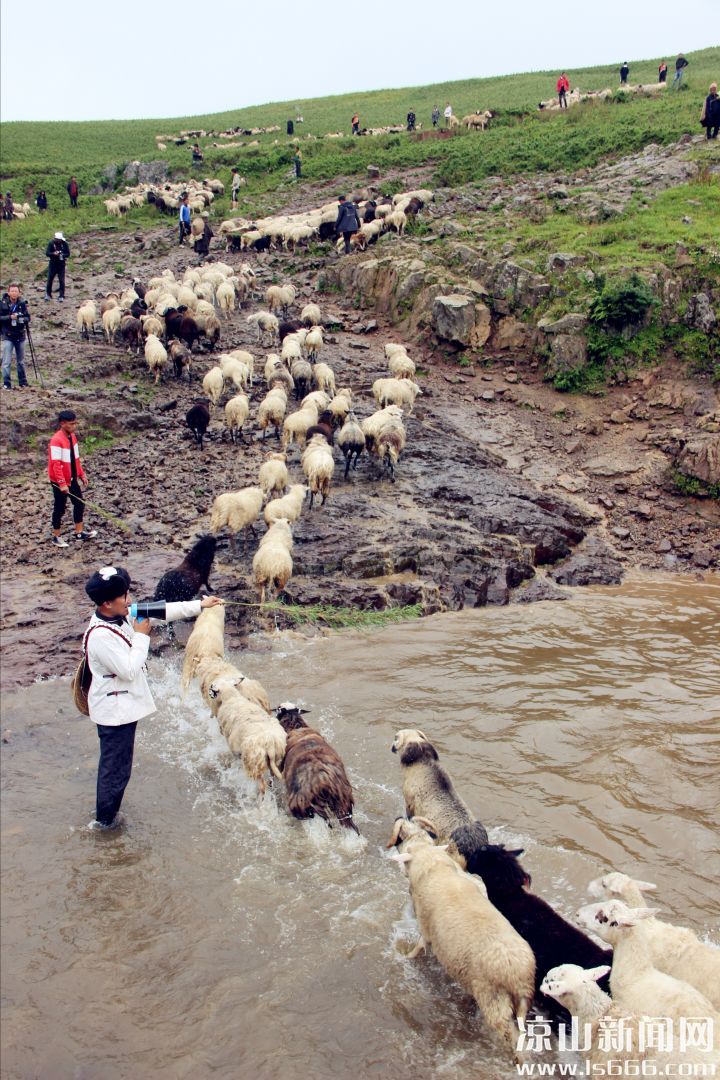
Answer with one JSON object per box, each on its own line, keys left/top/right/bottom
{"left": 1, "top": 207, "right": 718, "bottom": 690}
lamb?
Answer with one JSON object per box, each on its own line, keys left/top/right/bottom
{"left": 247, "top": 311, "right": 279, "bottom": 347}
{"left": 312, "top": 361, "right": 335, "bottom": 396}
{"left": 76, "top": 301, "right": 98, "bottom": 339}
{"left": 304, "top": 327, "right": 324, "bottom": 363}
{"left": 282, "top": 402, "right": 319, "bottom": 451}
{"left": 576, "top": 901, "right": 720, "bottom": 1024}
{"left": 169, "top": 340, "right": 192, "bottom": 382}
{"left": 301, "top": 433, "right": 335, "bottom": 508}
{"left": 153, "top": 535, "right": 216, "bottom": 602}
{"left": 181, "top": 603, "right": 226, "bottom": 689}
{"left": 587, "top": 871, "right": 720, "bottom": 1006}
{"left": 186, "top": 402, "right": 210, "bottom": 448}
{"left": 263, "top": 484, "right": 307, "bottom": 526}
{"left": 102, "top": 306, "right": 121, "bottom": 343}
{"left": 300, "top": 303, "right": 322, "bottom": 327}
{"left": 210, "top": 486, "right": 264, "bottom": 552}
{"left": 336, "top": 414, "right": 366, "bottom": 478}
{"left": 208, "top": 675, "right": 286, "bottom": 795}
{"left": 448, "top": 841, "right": 613, "bottom": 1022}
{"left": 391, "top": 729, "right": 475, "bottom": 842}
{"left": 327, "top": 387, "right": 352, "bottom": 425}
{"left": 202, "top": 366, "right": 225, "bottom": 406}
{"left": 252, "top": 518, "right": 293, "bottom": 603}
{"left": 290, "top": 358, "right": 313, "bottom": 401}
{"left": 372, "top": 377, "right": 422, "bottom": 413}
{"left": 224, "top": 393, "right": 250, "bottom": 443}
{"left": 257, "top": 386, "right": 288, "bottom": 440}
{"left": 266, "top": 284, "right": 296, "bottom": 317}
{"left": 258, "top": 452, "right": 288, "bottom": 498}
{"left": 276, "top": 704, "right": 358, "bottom": 833}
{"left": 387, "top": 817, "right": 535, "bottom": 1060}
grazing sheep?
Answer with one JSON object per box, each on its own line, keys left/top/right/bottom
{"left": 336, "top": 414, "right": 366, "bottom": 478}
{"left": 304, "top": 327, "right": 324, "bottom": 363}
{"left": 391, "top": 729, "right": 475, "bottom": 841}
{"left": 181, "top": 603, "right": 226, "bottom": 689}
{"left": 384, "top": 209, "right": 407, "bottom": 235}
{"left": 372, "top": 377, "right": 422, "bottom": 413}
{"left": 276, "top": 704, "right": 358, "bottom": 832}
{"left": 202, "top": 366, "right": 225, "bottom": 406}
{"left": 247, "top": 311, "right": 279, "bottom": 347}
{"left": 387, "top": 818, "right": 535, "bottom": 1060}
{"left": 282, "top": 401, "right": 319, "bottom": 451}
{"left": 144, "top": 334, "right": 168, "bottom": 384}
{"left": 374, "top": 415, "right": 406, "bottom": 482}
{"left": 301, "top": 433, "right": 335, "bottom": 508}
{"left": 186, "top": 402, "right": 210, "bottom": 448}
{"left": 258, "top": 452, "right": 288, "bottom": 498}
{"left": 76, "top": 301, "right": 98, "bottom": 339}
{"left": 208, "top": 676, "right": 286, "bottom": 795}
{"left": 384, "top": 342, "right": 408, "bottom": 359}
{"left": 312, "top": 361, "right": 335, "bottom": 396}
{"left": 264, "top": 484, "right": 307, "bottom": 526}
{"left": 153, "top": 535, "right": 216, "bottom": 602}
{"left": 169, "top": 340, "right": 192, "bottom": 382}
{"left": 102, "top": 306, "right": 121, "bottom": 343}
{"left": 210, "top": 486, "right": 264, "bottom": 552}
{"left": 300, "top": 303, "right": 322, "bottom": 327}
{"left": 252, "top": 518, "right": 293, "bottom": 603}
{"left": 257, "top": 386, "right": 288, "bottom": 440}
{"left": 224, "top": 393, "right": 250, "bottom": 443}
{"left": 266, "top": 284, "right": 296, "bottom": 317}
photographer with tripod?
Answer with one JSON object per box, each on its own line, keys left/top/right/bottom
{"left": 45, "top": 231, "right": 70, "bottom": 301}
{"left": 0, "top": 283, "right": 31, "bottom": 390}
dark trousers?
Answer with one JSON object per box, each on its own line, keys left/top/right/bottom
{"left": 558, "top": 90, "right": 567, "bottom": 109}
{"left": 47, "top": 262, "right": 66, "bottom": 298}
{"left": 69, "top": 195, "right": 78, "bottom": 208}
{"left": 51, "top": 480, "right": 84, "bottom": 529}
{"left": 96, "top": 721, "right": 138, "bottom": 825}
{"left": 706, "top": 125, "right": 719, "bottom": 139}
{"left": 342, "top": 231, "right": 354, "bottom": 254}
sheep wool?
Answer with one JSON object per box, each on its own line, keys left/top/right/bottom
{"left": 258, "top": 452, "right": 288, "bottom": 498}
{"left": 301, "top": 434, "right": 335, "bottom": 508}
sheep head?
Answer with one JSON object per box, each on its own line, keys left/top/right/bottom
{"left": 456, "top": 842, "right": 530, "bottom": 892}
{"left": 587, "top": 871, "right": 657, "bottom": 901}
{"left": 576, "top": 900, "right": 660, "bottom": 943}
{"left": 391, "top": 728, "right": 431, "bottom": 755}
{"left": 540, "top": 963, "right": 612, "bottom": 1002}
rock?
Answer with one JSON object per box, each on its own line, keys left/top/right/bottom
{"left": 367, "top": 165, "right": 380, "bottom": 179}
{"left": 657, "top": 539, "right": 672, "bottom": 553}
{"left": 597, "top": 495, "right": 614, "bottom": 509}
{"left": 364, "top": 320, "right": 378, "bottom": 333}
{"left": 674, "top": 434, "right": 720, "bottom": 487}
{"left": 630, "top": 501, "right": 655, "bottom": 519}
{"left": 122, "top": 160, "right": 169, "bottom": 186}
{"left": 481, "top": 390, "right": 495, "bottom": 401}
{"left": 538, "top": 313, "right": 588, "bottom": 334}
{"left": 102, "top": 164, "right": 119, "bottom": 189}
{"left": 546, "top": 253, "right": 586, "bottom": 273}
{"left": 493, "top": 317, "right": 529, "bottom": 351}
{"left": 549, "top": 537, "right": 623, "bottom": 586}
{"left": 609, "top": 410, "right": 630, "bottom": 425}
{"left": 692, "top": 548, "right": 714, "bottom": 569}
{"left": 548, "top": 333, "right": 588, "bottom": 378}
{"left": 556, "top": 473, "right": 588, "bottom": 492}
{"left": 684, "top": 293, "right": 717, "bottom": 333}
{"left": 432, "top": 294, "right": 476, "bottom": 346}
{"left": 504, "top": 371, "right": 518, "bottom": 384}
{"left": 512, "top": 578, "right": 570, "bottom": 603}
{"left": 584, "top": 453, "right": 644, "bottom": 477}
{"left": 565, "top": 438, "right": 583, "bottom": 454}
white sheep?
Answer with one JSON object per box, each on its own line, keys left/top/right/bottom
{"left": 76, "top": 301, "right": 98, "bottom": 339}
{"left": 263, "top": 484, "right": 307, "bottom": 526}
{"left": 181, "top": 604, "right": 226, "bottom": 690}
{"left": 312, "top": 362, "right": 335, "bottom": 397}
{"left": 372, "top": 377, "right": 422, "bottom": 413}
{"left": 219, "top": 355, "right": 251, "bottom": 392}
{"left": 282, "top": 402, "right": 319, "bottom": 451}
{"left": 102, "top": 306, "right": 121, "bottom": 343}
{"left": 300, "top": 303, "right": 322, "bottom": 326}
{"left": 258, "top": 452, "right": 288, "bottom": 498}
{"left": 177, "top": 285, "right": 198, "bottom": 311}
{"left": 336, "top": 414, "right": 366, "bottom": 478}
{"left": 384, "top": 209, "right": 407, "bottom": 235}
{"left": 327, "top": 387, "right": 353, "bottom": 424}
{"left": 304, "top": 327, "right": 324, "bottom": 362}
{"left": 252, "top": 518, "right": 293, "bottom": 603}
{"left": 144, "top": 334, "right": 168, "bottom": 384}
{"left": 384, "top": 342, "right": 408, "bottom": 359}
{"left": 257, "top": 387, "right": 288, "bottom": 441}
{"left": 141, "top": 313, "right": 165, "bottom": 340}
{"left": 388, "top": 352, "right": 416, "bottom": 379}
{"left": 209, "top": 676, "right": 286, "bottom": 795}
{"left": 247, "top": 311, "right": 279, "bottom": 347}
{"left": 228, "top": 349, "right": 255, "bottom": 383}
{"left": 281, "top": 337, "right": 303, "bottom": 366}
{"left": 202, "top": 366, "right": 225, "bottom": 406}
{"left": 266, "top": 284, "right": 296, "bottom": 316}
{"left": 216, "top": 280, "right": 236, "bottom": 318}
{"left": 224, "top": 393, "right": 250, "bottom": 443}
{"left": 210, "top": 486, "right": 264, "bottom": 552}
{"left": 300, "top": 390, "right": 329, "bottom": 412}
{"left": 301, "top": 433, "right": 335, "bottom": 509}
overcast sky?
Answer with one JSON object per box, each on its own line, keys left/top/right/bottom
{"left": 1, "top": 0, "right": 716, "bottom": 122}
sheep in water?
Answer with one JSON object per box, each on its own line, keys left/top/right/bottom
{"left": 181, "top": 603, "right": 226, "bottom": 690}
{"left": 387, "top": 817, "right": 535, "bottom": 1061}
{"left": 153, "top": 535, "right": 217, "bottom": 602}
{"left": 192, "top": 655, "right": 272, "bottom": 716}
{"left": 391, "top": 729, "right": 476, "bottom": 842}
{"left": 208, "top": 675, "right": 286, "bottom": 796}
{"left": 186, "top": 402, "right": 210, "bottom": 448}
{"left": 210, "top": 486, "right": 264, "bottom": 553}
{"left": 276, "top": 703, "right": 358, "bottom": 833}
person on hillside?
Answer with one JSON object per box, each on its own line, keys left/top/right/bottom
{"left": 36, "top": 190, "right": 48, "bottom": 212}
{"left": 48, "top": 409, "right": 97, "bottom": 546}
{"left": 231, "top": 168, "right": 242, "bottom": 209}
{"left": 0, "top": 283, "right": 31, "bottom": 391}
{"left": 81, "top": 565, "right": 223, "bottom": 831}
{"left": 193, "top": 212, "right": 214, "bottom": 256}
{"left": 619, "top": 62, "right": 630, "bottom": 86}
{"left": 351, "top": 113, "right": 360, "bottom": 135}
{"left": 672, "top": 55, "right": 689, "bottom": 90}
{"left": 293, "top": 147, "right": 302, "bottom": 179}
{"left": 406, "top": 110, "right": 416, "bottom": 132}
{"left": 178, "top": 194, "right": 191, "bottom": 245}
{"left": 335, "top": 195, "right": 360, "bottom": 255}
{"left": 444, "top": 102, "right": 452, "bottom": 128}
{"left": 287, "top": 119, "right": 295, "bottom": 136}
{"left": 3, "top": 192, "right": 14, "bottom": 220}
{"left": 431, "top": 105, "right": 440, "bottom": 128}
{"left": 702, "top": 82, "right": 720, "bottom": 139}
{"left": 191, "top": 143, "right": 204, "bottom": 165}
{"left": 557, "top": 73, "right": 570, "bottom": 109}
{"left": 67, "top": 176, "right": 79, "bottom": 208}
{"left": 658, "top": 61, "right": 668, "bottom": 84}
{"left": 45, "top": 231, "right": 70, "bottom": 301}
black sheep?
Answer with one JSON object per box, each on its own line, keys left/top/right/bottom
{"left": 130, "top": 297, "right": 148, "bottom": 319}
{"left": 278, "top": 319, "right": 302, "bottom": 342}
{"left": 318, "top": 221, "right": 336, "bottom": 242}
{"left": 404, "top": 196, "right": 424, "bottom": 217}
{"left": 450, "top": 841, "right": 613, "bottom": 1021}
{"left": 250, "top": 235, "right": 271, "bottom": 252}
{"left": 165, "top": 307, "right": 201, "bottom": 350}
{"left": 305, "top": 410, "right": 335, "bottom": 446}
{"left": 153, "top": 535, "right": 217, "bottom": 602}
{"left": 186, "top": 402, "right": 210, "bottom": 448}
{"left": 363, "top": 200, "right": 377, "bottom": 223}
{"left": 132, "top": 279, "right": 147, "bottom": 300}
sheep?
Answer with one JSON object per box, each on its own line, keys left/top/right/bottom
{"left": 265, "top": 360, "right": 294, "bottom": 397}
{"left": 76, "top": 301, "right": 98, "bottom": 339}
{"left": 216, "top": 280, "right": 236, "bottom": 318}
{"left": 384, "top": 342, "right": 408, "bottom": 360}
{"left": 266, "top": 284, "right": 296, "bottom": 317}
{"left": 584, "top": 880, "right": 720, "bottom": 1010}
{"left": 258, "top": 452, "right": 288, "bottom": 498}
{"left": 199, "top": 312, "right": 221, "bottom": 349}
{"left": 384, "top": 209, "right": 407, "bottom": 235}
{"left": 360, "top": 404, "right": 404, "bottom": 451}
{"left": 144, "top": 334, "right": 168, "bottom": 384}
{"left": 208, "top": 676, "right": 286, "bottom": 795}
{"left": 301, "top": 390, "right": 329, "bottom": 413}
{"left": 186, "top": 402, "right": 210, "bottom": 448}
{"left": 312, "top": 361, "right": 335, "bottom": 396}
{"left": 194, "top": 655, "right": 244, "bottom": 714}
{"left": 336, "top": 414, "right": 366, "bottom": 478}
{"left": 210, "top": 486, "right": 264, "bottom": 553}
{"left": 181, "top": 603, "right": 225, "bottom": 689}
{"left": 576, "top": 901, "right": 720, "bottom": 1024}
{"left": 281, "top": 336, "right": 303, "bottom": 366}
{"left": 177, "top": 285, "right": 198, "bottom": 312}
{"left": 252, "top": 518, "right": 293, "bottom": 603}
{"left": 305, "top": 408, "right": 335, "bottom": 447}
{"left": 276, "top": 704, "right": 358, "bottom": 833}
{"left": 300, "top": 303, "right": 322, "bottom": 327}
{"left": 290, "top": 358, "right": 312, "bottom": 401}
{"left": 278, "top": 319, "right": 302, "bottom": 342}
{"left": 263, "top": 484, "right": 307, "bottom": 526}
{"left": 102, "top": 306, "right": 121, "bottom": 343}
{"left": 195, "top": 299, "right": 215, "bottom": 320}
{"left": 374, "top": 416, "right": 406, "bottom": 482}
{"left": 387, "top": 817, "right": 535, "bottom": 1060}
{"left": 202, "top": 366, "right": 225, "bottom": 406}
{"left": 301, "top": 434, "right": 335, "bottom": 508}
{"left": 219, "top": 355, "right": 251, "bottom": 392}
{"left": 153, "top": 535, "right": 216, "bottom": 602}
{"left": 391, "top": 729, "right": 475, "bottom": 842}
{"left": 224, "top": 393, "right": 250, "bottom": 443}
{"left": 99, "top": 295, "right": 120, "bottom": 316}
{"left": 388, "top": 352, "right": 416, "bottom": 379}
{"left": 164, "top": 308, "right": 202, "bottom": 351}
{"left": 304, "top": 327, "right": 324, "bottom": 363}
{"left": 448, "top": 841, "right": 612, "bottom": 1023}
{"left": 247, "top": 311, "right": 279, "bottom": 347}
{"left": 169, "top": 340, "right": 192, "bottom": 382}
{"left": 282, "top": 402, "right": 319, "bottom": 452}
{"left": 257, "top": 386, "right": 288, "bottom": 440}
{"left": 372, "top": 377, "right": 422, "bottom": 413}
{"left": 227, "top": 349, "right": 255, "bottom": 383}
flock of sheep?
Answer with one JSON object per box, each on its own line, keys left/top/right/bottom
{"left": 103, "top": 177, "right": 225, "bottom": 218}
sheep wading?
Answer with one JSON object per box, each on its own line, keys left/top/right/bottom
{"left": 276, "top": 704, "right": 358, "bottom": 833}
{"left": 391, "top": 729, "right": 477, "bottom": 841}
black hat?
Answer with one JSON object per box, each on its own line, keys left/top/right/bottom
{"left": 85, "top": 566, "right": 131, "bottom": 605}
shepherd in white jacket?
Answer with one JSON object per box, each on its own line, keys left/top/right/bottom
{"left": 83, "top": 565, "right": 223, "bottom": 830}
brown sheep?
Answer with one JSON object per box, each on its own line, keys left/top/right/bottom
{"left": 276, "top": 704, "right": 358, "bottom": 833}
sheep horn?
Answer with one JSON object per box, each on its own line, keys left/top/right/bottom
{"left": 385, "top": 817, "right": 406, "bottom": 849}
{"left": 411, "top": 816, "right": 439, "bottom": 839}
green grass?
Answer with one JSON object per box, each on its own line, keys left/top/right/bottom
{"left": 265, "top": 601, "right": 423, "bottom": 629}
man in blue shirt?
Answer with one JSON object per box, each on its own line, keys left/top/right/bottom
{"left": 178, "top": 193, "right": 191, "bottom": 245}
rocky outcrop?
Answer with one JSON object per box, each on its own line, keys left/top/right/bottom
{"left": 674, "top": 434, "right": 720, "bottom": 488}
{"left": 548, "top": 537, "right": 623, "bottom": 586}
{"left": 122, "top": 160, "right": 169, "bottom": 186}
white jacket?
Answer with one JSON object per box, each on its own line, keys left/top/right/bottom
{"left": 85, "top": 601, "right": 202, "bottom": 727}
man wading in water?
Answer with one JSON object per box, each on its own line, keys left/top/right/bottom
{"left": 82, "top": 566, "right": 223, "bottom": 830}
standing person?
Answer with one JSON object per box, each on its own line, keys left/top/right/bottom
{"left": 619, "top": 62, "right": 630, "bottom": 86}
{"left": 3, "top": 192, "right": 14, "bottom": 220}
{"left": 178, "top": 193, "right": 191, "bottom": 245}
{"left": 444, "top": 102, "right": 452, "bottom": 128}
{"left": 293, "top": 147, "right": 302, "bottom": 179}
{"left": 702, "top": 83, "right": 720, "bottom": 139}
{"left": 431, "top": 105, "right": 440, "bottom": 128}
{"left": 335, "top": 195, "right": 360, "bottom": 255}
{"left": 36, "top": 190, "right": 48, "bottom": 212}
{"left": 286, "top": 119, "right": 294, "bottom": 136}
{"left": 672, "top": 54, "right": 689, "bottom": 90}
{"left": 406, "top": 109, "right": 416, "bottom": 132}
{"left": 231, "top": 168, "right": 242, "bottom": 209}
{"left": 45, "top": 231, "right": 70, "bottom": 301}
{"left": 191, "top": 143, "right": 204, "bottom": 165}
{"left": 658, "top": 61, "right": 668, "bottom": 84}
{"left": 351, "top": 113, "right": 360, "bottom": 135}
{"left": 48, "top": 409, "right": 98, "bottom": 546}
{"left": 81, "top": 566, "right": 224, "bottom": 830}
{"left": 1, "top": 283, "right": 31, "bottom": 391}
{"left": 193, "top": 212, "right": 213, "bottom": 256}
{"left": 557, "top": 73, "right": 570, "bottom": 109}
{"left": 67, "top": 176, "right": 79, "bottom": 208}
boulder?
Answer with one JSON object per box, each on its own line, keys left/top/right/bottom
{"left": 674, "top": 434, "right": 720, "bottom": 488}
{"left": 366, "top": 164, "right": 380, "bottom": 179}
{"left": 548, "top": 537, "right": 623, "bottom": 586}
{"left": 123, "top": 160, "right": 169, "bottom": 186}
{"left": 538, "top": 312, "right": 588, "bottom": 334}
{"left": 546, "top": 253, "right": 587, "bottom": 273}
{"left": 432, "top": 294, "right": 476, "bottom": 346}
{"left": 547, "top": 333, "right": 588, "bottom": 378}
{"left": 492, "top": 316, "right": 528, "bottom": 351}
{"left": 684, "top": 293, "right": 717, "bottom": 334}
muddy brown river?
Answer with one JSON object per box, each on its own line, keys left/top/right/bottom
{"left": 2, "top": 575, "right": 719, "bottom": 1079}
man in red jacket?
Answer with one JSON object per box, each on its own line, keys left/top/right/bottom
{"left": 557, "top": 73, "right": 570, "bottom": 109}
{"left": 48, "top": 409, "right": 97, "bottom": 547}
